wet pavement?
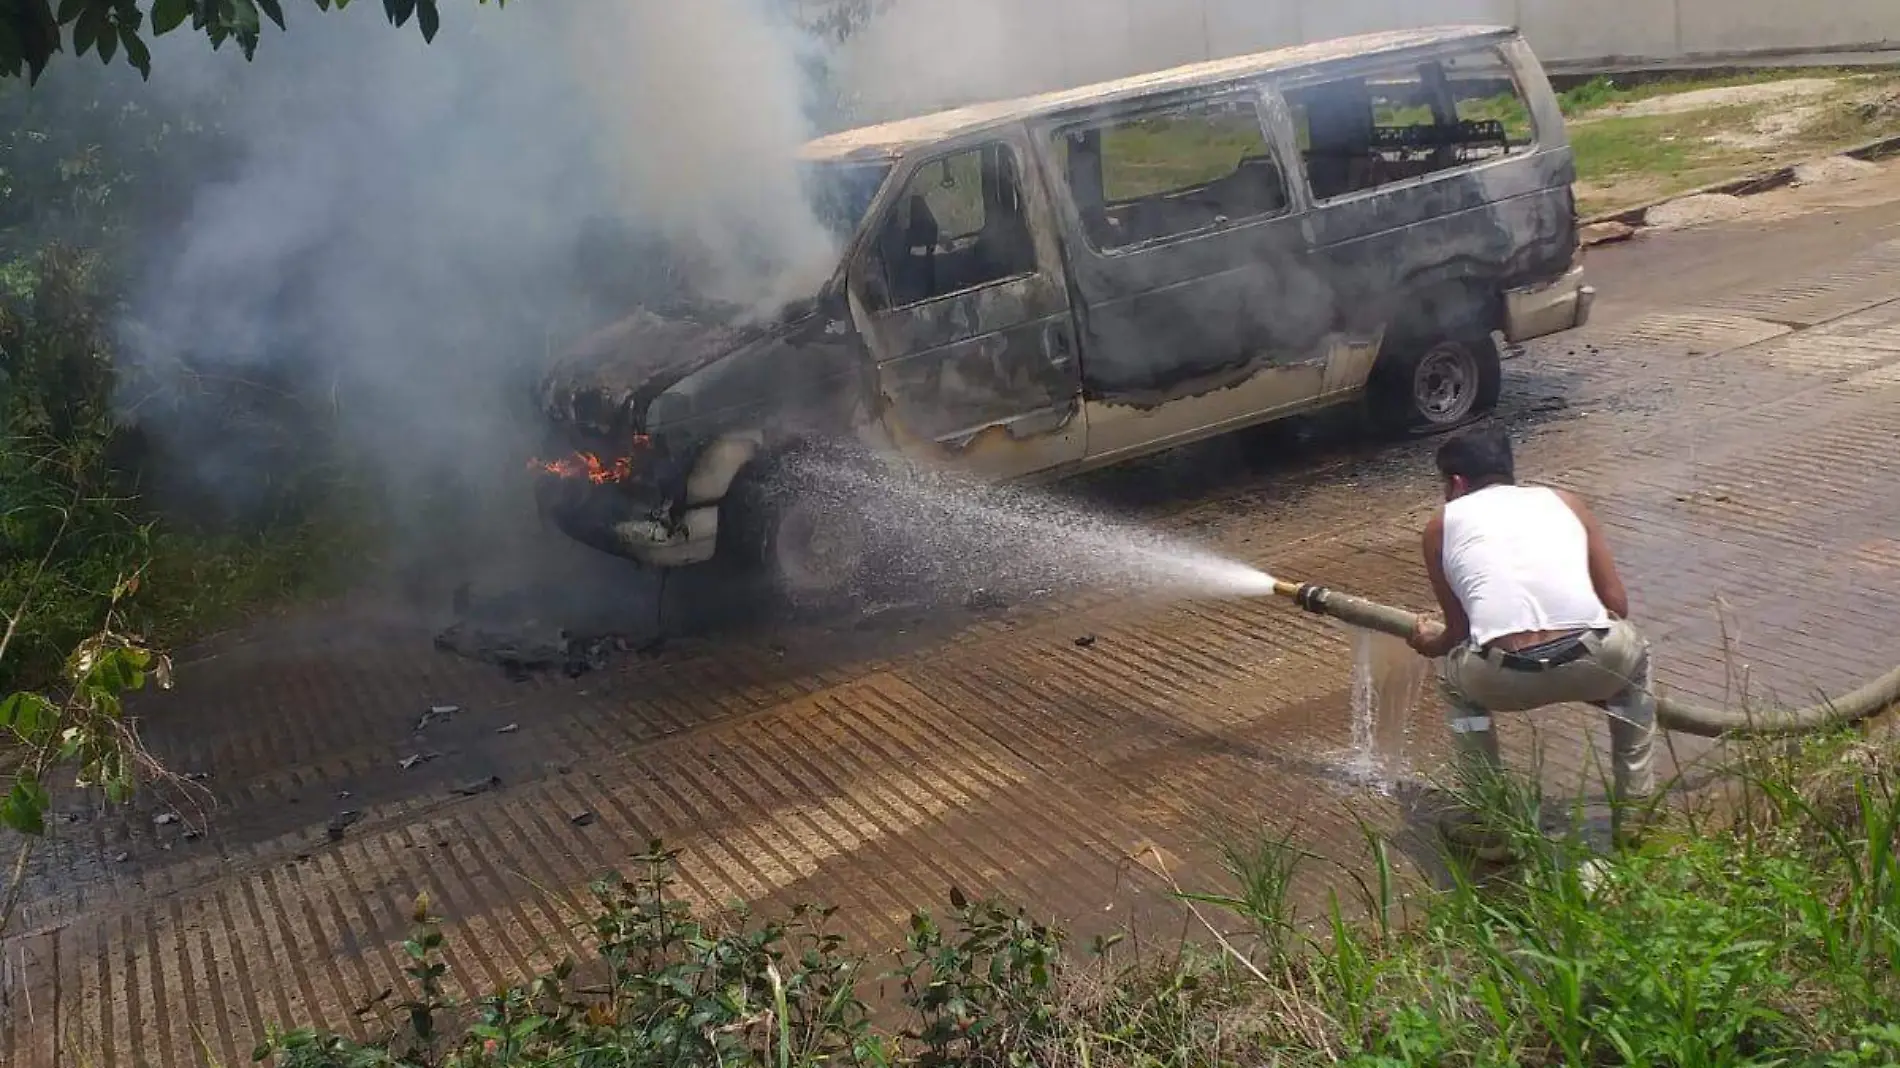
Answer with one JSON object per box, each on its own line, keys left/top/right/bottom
{"left": 14, "top": 167, "right": 1900, "bottom": 1064}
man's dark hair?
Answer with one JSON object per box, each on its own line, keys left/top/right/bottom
{"left": 1435, "top": 426, "right": 1515, "bottom": 487}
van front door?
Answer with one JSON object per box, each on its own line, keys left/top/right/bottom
{"left": 1038, "top": 89, "right": 1343, "bottom": 462}
{"left": 849, "top": 132, "right": 1086, "bottom": 479}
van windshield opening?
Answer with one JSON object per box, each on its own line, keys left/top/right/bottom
{"left": 804, "top": 161, "right": 894, "bottom": 240}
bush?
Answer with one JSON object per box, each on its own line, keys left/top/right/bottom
{"left": 2, "top": 243, "right": 152, "bottom": 690}
{"left": 1, "top": 59, "right": 370, "bottom": 690}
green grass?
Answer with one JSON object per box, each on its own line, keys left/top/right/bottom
{"left": 1566, "top": 106, "right": 1767, "bottom": 211}
{"left": 1562, "top": 71, "right": 1900, "bottom": 214}
{"left": 1555, "top": 68, "right": 1873, "bottom": 118}
{"left": 1, "top": 482, "right": 355, "bottom": 695}
{"left": 1096, "top": 112, "right": 1271, "bottom": 201}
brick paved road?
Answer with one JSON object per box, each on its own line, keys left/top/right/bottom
{"left": 11, "top": 167, "right": 1900, "bottom": 1065}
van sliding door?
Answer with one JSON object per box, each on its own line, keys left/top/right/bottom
{"left": 1035, "top": 88, "right": 1337, "bottom": 462}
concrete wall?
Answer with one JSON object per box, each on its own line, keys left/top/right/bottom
{"left": 1189, "top": 0, "right": 1900, "bottom": 65}
{"left": 823, "top": 0, "right": 1900, "bottom": 120}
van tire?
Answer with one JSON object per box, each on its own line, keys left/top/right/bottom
{"left": 1367, "top": 325, "right": 1502, "bottom": 436}
{"left": 719, "top": 445, "right": 876, "bottom": 611}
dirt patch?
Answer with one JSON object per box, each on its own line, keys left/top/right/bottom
{"left": 1792, "top": 155, "right": 1881, "bottom": 186}
{"left": 1645, "top": 193, "right": 1751, "bottom": 230}
{"left": 1581, "top": 221, "right": 1638, "bottom": 246}
{"left": 1576, "top": 174, "right": 1674, "bottom": 215}
{"left": 1704, "top": 104, "right": 1826, "bottom": 152}
{"left": 1594, "top": 78, "right": 1840, "bottom": 120}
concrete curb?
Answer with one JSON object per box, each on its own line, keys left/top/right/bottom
{"left": 1580, "top": 132, "right": 1900, "bottom": 237}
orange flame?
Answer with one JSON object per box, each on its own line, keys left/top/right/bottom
{"left": 530, "top": 436, "right": 649, "bottom": 485}
{"left": 533, "top": 452, "right": 630, "bottom": 484}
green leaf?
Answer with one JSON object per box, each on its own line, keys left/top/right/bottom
{"left": 1, "top": 777, "right": 51, "bottom": 836}
{"left": 151, "top": 0, "right": 191, "bottom": 34}
{"left": 383, "top": 0, "right": 416, "bottom": 28}
{"left": 416, "top": 0, "right": 438, "bottom": 41}
{"left": 1, "top": 692, "right": 58, "bottom": 742}
{"left": 228, "top": 0, "right": 261, "bottom": 37}
{"left": 96, "top": 20, "right": 117, "bottom": 63}
{"left": 57, "top": 0, "right": 90, "bottom": 24}
{"left": 0, "top": 18, "right": 23, "bottom": 79}
{"left": 257, "top": 0, "right": 285, "bottom": 30}
{"left": 86, "top": 648, "right": 138, "bottom": 694}
{"left": 120, "top": 21, "right": 150, "bottom": 75}
{"left": 71, "top": 8, "right": 99, "bottom": 55}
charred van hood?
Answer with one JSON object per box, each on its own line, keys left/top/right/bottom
{"left": 537, "top": 306, "right": 785, "bottom": 438}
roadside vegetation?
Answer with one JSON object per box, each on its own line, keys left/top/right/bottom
{"left": 249, "top": 729, "right": 1900, "bottom": 1067}
{"left": 1428, "top": 68, "right": 1900, "bottom": 215}
{"left": 0, "top": 70, "right": 361, "bottom": 926}
{"left": 0, "top": 76, "right": 356, "bottom": 697}
{"left": 1558, "top": 69, "right": 1900, "bottom": 215}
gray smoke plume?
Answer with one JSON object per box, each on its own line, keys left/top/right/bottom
{"left": 112, "top": 0, "right": 844, "bottom": 589}
{"left": 103, "top": 0, "right": 1447, "bottom": 614}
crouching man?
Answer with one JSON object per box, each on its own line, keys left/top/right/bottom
{"left": 1406, "top": 426, "right": 1656, "bottom": 855}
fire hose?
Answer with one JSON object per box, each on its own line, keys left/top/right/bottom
{"left": 1270, "top": 579, "right": 1900, "bottom": 739}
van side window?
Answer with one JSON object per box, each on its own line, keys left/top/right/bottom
{"left": 866, "top": 142, "right": 1038, "bottom": 310}
{"left": 1056, "top": 96, "right": 1289, "bottom": 252}
{"left": 1287, "top": 46, "right": 1535, "bottom": 201}
{"left": 1444, "top": 47, "right": 1538, "bottom": 156}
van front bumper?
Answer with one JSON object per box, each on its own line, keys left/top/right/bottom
{"left": 535, "top": 471, "right": 720, "bottom": 568}
{"left": 1502, "top": 265, "right": 1595, "bottom": 344}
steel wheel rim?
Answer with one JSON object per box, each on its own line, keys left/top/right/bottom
{"left": 774, "top": 500, "right": 864, "bottom": 595}
{"left": 1413, "top": 342, "right": 1478, "bottom": 423}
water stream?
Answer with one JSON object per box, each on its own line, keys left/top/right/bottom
{"left": 802, "top": 457, "right": 1282, "bottom": 603}
{"left": 1336, "top": 625, "right": 1433, "bottom": 793}
{"left": 808, "top": 459, "right": 1427, "bottom": 792}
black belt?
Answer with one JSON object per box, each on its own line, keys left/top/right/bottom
{"left": 1484, "top": 628, "right": 1606, "bottom": 672}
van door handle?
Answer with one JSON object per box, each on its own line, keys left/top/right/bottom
{"left": 1044, "top": 321, "right": 1075, "bottom": 370}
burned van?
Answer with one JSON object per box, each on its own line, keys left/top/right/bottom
{"left": 534, "top": 25, "right": 1593, "bottom": 600}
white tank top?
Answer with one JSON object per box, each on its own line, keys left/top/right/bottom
{"left": 1440, "top": 484, "right": 1612, "bottom": 647}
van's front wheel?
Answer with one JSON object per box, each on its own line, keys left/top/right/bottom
{"left": 1368, "top": 332, "right": 1501, "bottom": 436}
{"left": 719, "top": 447, "right": 875, "bottom": 611}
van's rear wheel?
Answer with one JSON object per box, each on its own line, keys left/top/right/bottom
{"left": 1368, "top": 330, "right": 1501, "bottom": 436}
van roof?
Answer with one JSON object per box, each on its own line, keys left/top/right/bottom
{"left": 800, "top": 25, "right": 1515, "bottom": 164}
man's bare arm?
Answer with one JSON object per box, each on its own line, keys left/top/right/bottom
{"left": 1555, "top": 488, "right": 1630, "bottom": 618}
{"left": 1411, "top": 510, "right": 1471, "bottom": 658}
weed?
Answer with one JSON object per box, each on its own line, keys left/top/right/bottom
{"left": 890, "top": 885, "right": 1064, "bottom": 1067}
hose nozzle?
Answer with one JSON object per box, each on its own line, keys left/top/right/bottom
{"left": 1266, "top": 579, "right": 1421, "bottom": 641}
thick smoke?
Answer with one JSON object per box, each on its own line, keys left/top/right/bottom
{"left": 565, "top": 1, "right": 841, "bottom": 310}
{"left": 103, "top": 0, "right": 1462, "bottom": 611}
{"left": 114, "top": 0, "right": 840, "bottom": 588}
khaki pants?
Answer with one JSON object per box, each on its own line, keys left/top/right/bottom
{"left": 1439, "top": 619, "right": 1657, "bottom": 803}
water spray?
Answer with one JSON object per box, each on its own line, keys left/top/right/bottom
{"left": 1259, "top": 575, "right": 1900, "bottom": 739}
